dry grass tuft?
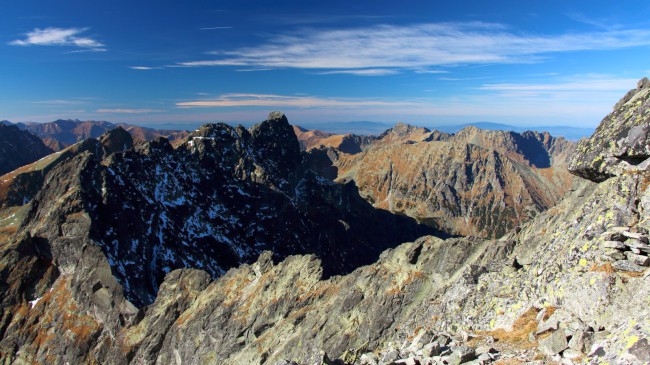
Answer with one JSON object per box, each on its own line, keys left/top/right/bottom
{"left": 478, "top": 307, "right": 540, "bottom": 349}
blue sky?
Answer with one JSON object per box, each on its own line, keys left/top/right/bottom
{"left": 2, "top": 0, "right": 650, "bottom": 128}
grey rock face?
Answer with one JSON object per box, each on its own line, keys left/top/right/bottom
{"left": 569, "top": 77, "right": 650, "bottom": 181}
{"left": 538, "top": 330, "right": 568, "bottom": 356}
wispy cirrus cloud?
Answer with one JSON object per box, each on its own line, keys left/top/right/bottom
{"left": 129, "top": 66, "right": 162, "bottom": 70}
{"left": 316, "top": 68, "right": 399, "bottom": 76}
{"left": 175, "top": 22, "right": 650, "bottom": 74}
{"left": 176, "top": 93, "right": 418, "bottom": 108}
{"left": 9, "top": 27, "right": 105, "bottom": 51}
{"left": 96, "top": 108, "right": 163, "bottom": 114}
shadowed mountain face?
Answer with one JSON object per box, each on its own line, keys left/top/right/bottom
{"left": 0, "top": 113, "right": 435, "bottom": 308}
{"left": 0, "top": 124, "right": 53, "bottom": 176}
{"left": 307, "top": 124, "right": 576, "bottom": 238}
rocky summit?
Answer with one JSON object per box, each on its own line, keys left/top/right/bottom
{"left": 0, "top": 79, "right": 649, "bottom": 365}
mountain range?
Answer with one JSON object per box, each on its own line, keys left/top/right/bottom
{"left": 1, "top": 119, "right": 189, "bottom": 151}
{"left": 0, "top": 79, "right": 648, "bottom": 364}
{"left": 294, "top": 122, "right": 575, "bottom": 238}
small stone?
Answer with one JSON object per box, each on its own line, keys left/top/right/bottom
{"left": 446, "top": 346, "right": 476, "bottom": 365}
{"left": 474, "top": 346, "right": 497, "bottom": 355}
{"left": 381, "top": 349, "right": 401, "bottom": 363}
{"left": 603, "top": 249, "right": 626, "bottom": 260}
{"left": 622, "top": 231, "right": 649, "bottom": 243}
{"left": 536, "top": 317, "right": 559, "bottom": 334}
{"left": 625, "top": 252, "right": 650, "bottom": 266}
{"left": 625, "top": 239, "right": 650, "bottom": 253}
{"left": 421, "top": 343, "right": 441, "bottom": 357}
{"left": 612, "top": 260, "right": 646, "bottom": 272}
{"left": 433, "top": 335, "right": 451, "bottom": 346}
{"left": 395, "top": 357, "right": 420, "bottom": 365}
{"left": 562, "top": 348, "right": 583, "bottom": 360}
{"left": 568, "top": 330, "right": 593, "bottom": 353}
{"left": 610, "top": 226, "right": 630, "bottom": 233}
{"left": 359, "top": 353, "right": 379, "bottom": 365}
{"left": 602, "top": 240, "right": 627, "bottom": 250}
{"left": 538, "top": 330, "right": 568, "bottom": 356}
{"left": 601, "top": 231, "right": 626, "bottom": 241}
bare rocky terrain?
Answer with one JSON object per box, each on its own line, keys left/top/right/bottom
{"left": 0, "top": 79, "right": 649, "bottom": 365}
{"left": 296, "top": 122, "right": 575, "bottom": 238}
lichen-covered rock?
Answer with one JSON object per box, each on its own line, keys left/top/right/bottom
{"left": 569, "top": 77, "right": 650, "bottom": 182}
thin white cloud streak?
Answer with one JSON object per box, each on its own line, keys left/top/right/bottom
{"left": 316, "top": 69, "right": 399, "bottom": 76}
{"left": 130, "top": 66, "right": 162, "bottom": 70}
{"left": 9, "top": 27, "right": 105, "bottom": 50}
{"left": 176, "top": 22, "right": 650, "bottom": 71}
{"left": 414, "top": 69, "right": 450, "bottom": 74}
{"left": 235, "top": 68, "right": 272, "bottom": 72}
{"left": 176, "top": 93, "right": 418, "bottom": 108}
{"left": 96, "top": 108, "right": 163, "bottom": 114}
{"left": 64, "top": 48, "right": 107, "bottom": 54}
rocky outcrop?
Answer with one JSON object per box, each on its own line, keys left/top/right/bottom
{"left": 333, "top": 126, "right": 575, "bottom": 238}
{"left": 0, "top": 124, "right": 53, "bottom": 176}
{"left": 569, "top": 77, "right": 650, "bottom": 181}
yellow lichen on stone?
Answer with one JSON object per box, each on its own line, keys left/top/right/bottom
{"left": 579, "top": 258, "right": 588, "bottom": 267}
{"left": 625, "top": 335, "right": 639, "bottom": 349}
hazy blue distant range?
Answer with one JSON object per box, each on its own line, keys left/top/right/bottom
{"left": 297, "top": 121, "right": 595, "bottom": 141}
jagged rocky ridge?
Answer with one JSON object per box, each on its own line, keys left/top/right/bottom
{"left": 1, "top": 79, "right": 650, "bottom": 365}
{"left": 326, "top": 124, "right": 575, "bottom": 238}
{"left": 1, "top": 113, "right": 434, "bottom": 308}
